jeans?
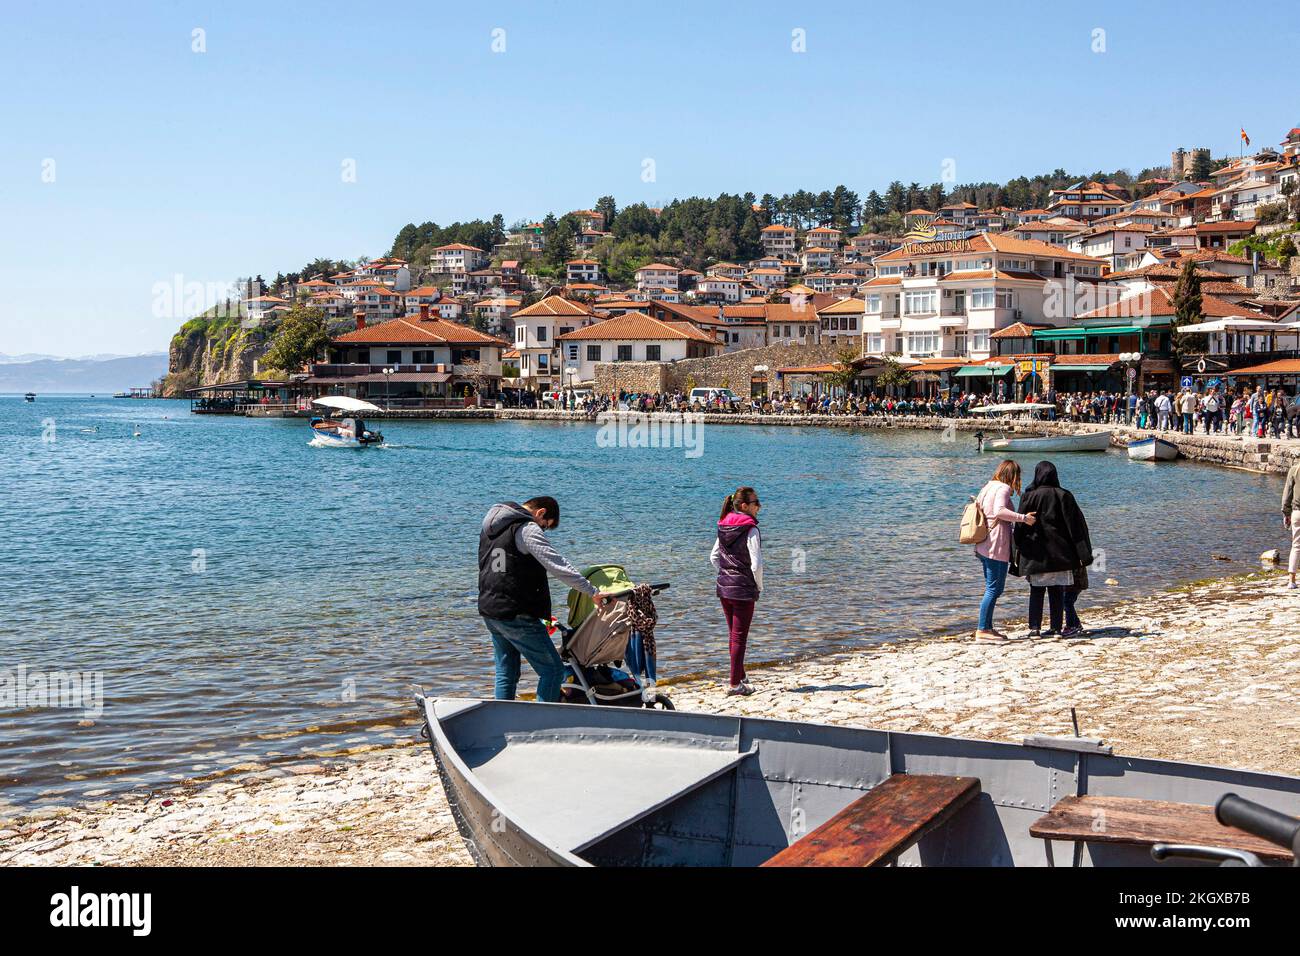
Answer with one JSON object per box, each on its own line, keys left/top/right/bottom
{"left": 720, "top": 597, "right": 755, "bottom": 684}
{"left": 977, "top": 555, "right": 1009, "bottom": 632}
{"left": 483, "top": 614, "right": 567, "bottom": 702}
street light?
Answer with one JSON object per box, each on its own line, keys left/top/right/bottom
{"left": 383, "top": 366, "right": 394, "bottom": 409}
{"left": 1118, "top": 352, "right": 1140, "bottom": 421}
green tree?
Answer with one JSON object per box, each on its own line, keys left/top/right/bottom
{"left": 826, "top": 344, "right": 862, "bottom": 394}
{"left": 876, "top": 356, "right": 912, "bottom": 396}
{"left": 594, "top": 195, "right": 617, "bottom": 231}
{"left": 1170, "top": 259, "right": 1206, "bottom": 359}
{"left": 262, "top": 305, "right": 331, "bottom": 373}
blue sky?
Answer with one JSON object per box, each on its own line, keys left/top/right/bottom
{"left": 3, "top": 0, "right": 1298, "bottom": 357}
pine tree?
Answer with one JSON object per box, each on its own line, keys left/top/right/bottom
{"left": 1170, "top": 259, "right": 1206, "bottom": 359}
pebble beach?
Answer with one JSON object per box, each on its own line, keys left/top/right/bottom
{"left": 4, "top": 570, "right": 1297, "bottom": 868}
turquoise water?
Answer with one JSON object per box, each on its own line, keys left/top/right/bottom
{"left": 0, "top": 395, "right": 1287, "bottom": 808}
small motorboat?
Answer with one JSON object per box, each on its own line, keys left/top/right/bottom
{"left": 309, "top": 396, "right": 384, "bottom": 446}
{"left": 24, "top": 392, "right": 35, "bottom": 402}
{"left": 1127, "top": 436, "right": 1179, "bottom": 462}
{"left": 416, "top": 696, "right": 1300, "bottom": 867}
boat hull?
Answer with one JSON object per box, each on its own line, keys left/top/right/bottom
{"left": 983, "top": 430, "right": 1113, "bottom": 453}
{"left": 1127, "top": 437, "right": 1179, "bottom": 461}
{"left": 417, "top": 696, "right": 1300, "bottom": 867}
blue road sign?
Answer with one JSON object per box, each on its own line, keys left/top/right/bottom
{"left": 1181, "top": 376, "right": 1194, "bottom": 388}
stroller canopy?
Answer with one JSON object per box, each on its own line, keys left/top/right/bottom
{"left": 566, "top": 564, "right": 634, "bottom": 629}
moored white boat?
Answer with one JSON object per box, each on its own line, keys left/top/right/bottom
{"left": 1127, "top": 436, "right": 1179, "bottom": 462}
{"left": 981, "top": 430, "right": 1113, "bottom": 453}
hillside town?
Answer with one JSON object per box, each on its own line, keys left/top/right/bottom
{"left": 182, "top": 127, "right": 1300, "bottom": 412}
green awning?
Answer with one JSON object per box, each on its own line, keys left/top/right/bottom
{"left": 1032, "top": 325, "right": 1143, "bottom": 340}
{"left": 955, "top": 364, "right": 1012, "bottom": 377}
{"left": 1053, "top": 364, "right": 1114, "bottom": 372}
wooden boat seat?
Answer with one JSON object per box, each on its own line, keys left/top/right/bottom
{"left": 762, "top": 774, "right": 981, "bottom": 867}
{"left": 1029, "top": 795, "right": 1295, "bottom": 863}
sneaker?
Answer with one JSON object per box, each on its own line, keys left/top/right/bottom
{"left": 1060, "top": 625, "right": 1085, "bottom": 638}
{"left": 1288, "top": 580, "right": 1297, "bottom": 591}
{"left": 973, "top": 629, "right": 1008, "bottom": 643}
{"left": 726, "top": 683, "right": 755, "bottom": 696}
{"left": 1026, "top": 629, "right": 1041, "bottom": 638}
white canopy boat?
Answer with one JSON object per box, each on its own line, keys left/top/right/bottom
{"left": 1127, "top": 436, "right": 1179, "bottom": 461}
{"left": 971, "top": 404, "right": 1113, "bottom": 452}
{"left": 309, "top": 396, "right": 385, "bottom": 446}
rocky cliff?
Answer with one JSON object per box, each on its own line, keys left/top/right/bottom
{"left": 161, "top": 314, "right": 272, "bottom": 396}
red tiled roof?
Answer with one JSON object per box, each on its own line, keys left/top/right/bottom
{"left": 991, "top": 321, "right": 1052, "bottom": 339}
{"left": 512, "top": 295, "right": 596, "bottom": 318}
{"left": 333, "top": 317, "right": 508, "bottom": 346}
{"left": 1075, "top": 287, "right": 1263, "bottom": 321}
{"left": 556, "top": 313, "right": 717, "bottom": 343}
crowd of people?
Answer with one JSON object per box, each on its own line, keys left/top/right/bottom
{"left": 515, "top": 383, "right": 1300, "bottom": 438}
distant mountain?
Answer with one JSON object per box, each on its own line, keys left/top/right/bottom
{"left": 0, "top": 353, "right": 169, "bottom": 394}
{"left": 0, "top": 352, "right": 63, "bottom": 364}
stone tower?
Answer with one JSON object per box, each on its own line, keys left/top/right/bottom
{"left": 1170, "top": 147, "right": 1187, "bottom": 180}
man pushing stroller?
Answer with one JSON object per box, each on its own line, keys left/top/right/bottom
{"left": 478, "top": 497, "right": 607, "bottom": 702}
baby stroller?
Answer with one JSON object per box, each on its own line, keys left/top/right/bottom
{"left": 549, "top": 565, "right": 673, "bottom": 709}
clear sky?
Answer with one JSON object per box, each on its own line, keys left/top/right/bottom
{"left": 3, "top": 0, "right": 1298, "bottom": 357}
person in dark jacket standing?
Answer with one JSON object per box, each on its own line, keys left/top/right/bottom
{"left": 1012, "top": 461, "right": 1093, "bottom": 638}
{"left": 709, "top": 486, "right": 763, "bottom": 696}
{"left": 478, "top": 498, "right": 605, "bottom": 701}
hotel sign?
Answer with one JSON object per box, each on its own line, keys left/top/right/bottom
{"left": 900, "top": 232, "right": 981, "bottom": 253}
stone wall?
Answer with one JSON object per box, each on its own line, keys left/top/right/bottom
{"left": 663, "top": 342, "right": 850, "bottom": 392}
{"left": 593, "top": 362, "right": 670, "bottom": 394}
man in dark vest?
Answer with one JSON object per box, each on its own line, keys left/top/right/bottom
{"left": 478, "top": 497, "right": 605, "bottom": 701}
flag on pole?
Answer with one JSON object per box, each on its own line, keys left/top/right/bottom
{"left": 1240, "top": 128, "right": 1250, "bottom": 146}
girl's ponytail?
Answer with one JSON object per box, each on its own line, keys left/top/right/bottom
{"left": 719, "top": 493, "right": 735, "bottom": 520}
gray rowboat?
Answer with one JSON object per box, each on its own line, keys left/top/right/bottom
{"left": 416, "top": 695, "right": 1300, "bottom": 867}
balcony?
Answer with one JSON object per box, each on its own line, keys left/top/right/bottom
{"left": 311, "top": 363, "right": 449, "bottom": 377}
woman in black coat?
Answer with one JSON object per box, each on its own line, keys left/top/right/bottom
{"left": 1012, "top": 461, "right": 1093, "bottom": 637}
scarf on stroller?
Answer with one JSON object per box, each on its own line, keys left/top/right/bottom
{"left": 626, "top": 583, "right": 658, "bottom": 659}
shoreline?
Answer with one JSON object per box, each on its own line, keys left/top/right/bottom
{"left": 243, "top": 406, "right": 1300, "bottom": 476}
{"left": 4, "top": 569, "right": 1297, "bottom": 867}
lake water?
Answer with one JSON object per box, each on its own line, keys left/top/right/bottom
{"left": 0, "top": 395, "right": 1287, "bottom": 808}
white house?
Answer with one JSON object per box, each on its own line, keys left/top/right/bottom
{"left": 634, "top": 262, "right": 681, "bottom": 292}
{"left": 556, "top": 312, "right": 720, "bottom": 383}
{"left": 509, "top": 294, "right": 597, "bottom": 391}
{"left": 432, "top": 243, "right": 489, "bottom": 274}
{"left": 566, "top": 258, "right": 602, "bottom": 284}
{"left": 761, "top": 224, "right": 797, "bottom": 257}
{"left": 693, "top": 275, "right": 742, "bottom": 303}
{"left": 817, "top": 297, "right": 865, "bottom": 346}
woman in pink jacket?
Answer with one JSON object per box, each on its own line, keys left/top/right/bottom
{"left": 974, "top": 460, "right": 1036, "bottom": 642}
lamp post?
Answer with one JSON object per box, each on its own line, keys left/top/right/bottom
{"left": 383, "top": 366, "right": 394, "bottom": 409}
{"left": 1119, "top": 352, "right": 1139, "bottom": 424}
